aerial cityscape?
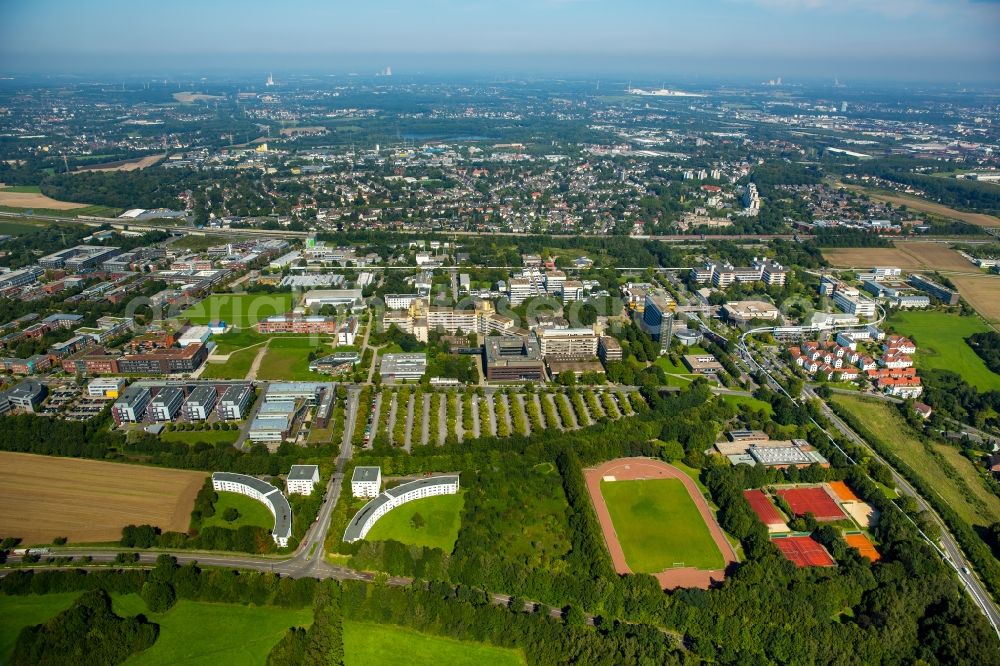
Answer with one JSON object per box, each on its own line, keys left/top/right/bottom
{"left": 0, "top": 1, "right": 999, "bottom": 664}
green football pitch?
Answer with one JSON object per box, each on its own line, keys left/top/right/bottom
{"left": 600, "top": 478, "right": 725, "bottom": 572}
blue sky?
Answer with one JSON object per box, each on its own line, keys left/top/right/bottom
{"left": 1, "top": 0, "right": 998, "bottom": 82}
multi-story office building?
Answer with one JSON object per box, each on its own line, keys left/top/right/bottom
{"left": 598, "top": 336, "right": 623, "bottom": 364}
{"left": 112, "top": 385, "right": 151, "bottom": 424}
{"left": 218, "top": 384, "right": 253, "bottom": 420}
{"left": 538, "top": 328, "right": 599, "bottom": 359}
{"left": 210, "top": 472, "right": 291, "bottom": 547}
{"left": 642, "top": 293, "right": 675, "bottom": 352}
{"left": 39, "top": 245, "right": 121, "bottom": 271}
{"left": 484, "top": 336, "right": 545, "bottom": 381}
{"left": 384, "top": 294, "right": 420, "bottom": 309}
{"left": 256, "top": 315, "right": 338, "bottom": 334}
{"left": 379, "top": 353, "right": 427, "bottom": 382}
{"left": 184, "top": 385, "right": 218, "bottom": 421}
{"left": 116, "top": 344, "right": 208, "bottom": 375}
{"left": 908, "top": 274, "right": 960, "bottom": 306}
{"left": 150, "top": 387, "right": 184, "bottom": 421}
{"left": 0, "top": 266, "right": 43, "bottom": 290}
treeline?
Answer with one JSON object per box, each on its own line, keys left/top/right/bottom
{"left": 813, "top": 229, "right": 893, "bottom": 248}
{"left": 11, "top": 589, "right": 158, "bottom": 666}
{"left": 39, "top": 170, "right": 209, "bottom": 211}
{"left": 0, "top": 411, "right": 337, "bottom": 477}
{"left": 968, "top": 332, "right": 1000, "bottom": 376}
{"left": 0, "top": 556, "right": 320, "bottom": 609}
{"left": 829, "top": 399, "right": 1000, "bottom": 603}
{"left": 267, "top": 582, "right": 344, "bottom": 666}
{"left": 920, "top": 369, "right": 1000, "bottom": 433}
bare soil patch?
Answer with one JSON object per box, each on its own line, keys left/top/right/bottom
{"left": 77, "top": 154, "right": 163, "bottom": 173}
{"left": 0, "top": 191, "right": 87, "bottom": 210}
{"left": 0, "top": 452, "right": 206, "bottom": 544}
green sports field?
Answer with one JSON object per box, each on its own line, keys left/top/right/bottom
{"left": 364, "top": 492, "right": 464, "bottom": 552}
{"left": 601, "top": 479, "right": 725, "bottom": 572}
{"left": 343, "top": 620, "right": 524, "bottom": 666}
{"left": 0, "top": 593, "right": 312, "bottom": 666}
{"left": 177, "top": 294, "right": 294, "bottom": 329}
{"left": 888, "top": 311, "right": 1000, "bottom": 391}
{"left": 200, "top": 491, "right": 275, "bottom": 531}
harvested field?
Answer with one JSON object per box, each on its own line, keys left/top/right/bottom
{"left": 948, "top": 274, "right": 1000, "bottom": 327}
{"left": 0, "top": 191, "right": 87, "bottom": 210}
{"left": 585, "top": 457, "right": 737, "bottom": 590}
{"left": 0, "top": 452, "right": 206, "bottom": 544}
{"left": 838, "top": 182, "right": 1000, "bottom": 227}
{"left": 822, "top": 243, "right": 971, "bottom": 271}
{"left": 77, "top": 154, "right": 163, "bottom": 172}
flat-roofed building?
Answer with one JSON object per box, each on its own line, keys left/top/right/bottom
{"left": 909, "top": 273, "right": 960, "bottom": 306}
{"left": 384, "top": 293, "right": 420, "bottom": 309}
{"left": 0, "top": 266, "right": 43, "bottom": 290}
{"left": 184, "top": 385, "right": 218, "bottom": 421}
{"left": 722, "top": 300, "right": 780, "bottom": 323}
{"left": 39, "top": 245, "right": 121, "bottom": 271}
{"left": 287, "top": 465, "right": 321, "bottom": 495}
{"left": 351, "top": 466, "right": 382, "bottom": 498}
{"left": 112, "top": 385, "right": 150, "bottom": 424}
{"left": 538, "top": 327, "right": 598, "bottom": 360}
{"left": 484, "top": 335, "right": 545, "bottom": 381}
{"left": 249, "top": 415, "right": 291, "bottom": 442}
{"left": 642, "top": 292, "right": 674, "bottom": 352}
{"left": 344, "top": 475, "right": 460, "bottom": 543}
{"left": 598, "top": 336, "right": 622, "bottom": 364}
{"left": 380, "top": 353, "right": 427, "bottom": 382}
{"left": 302, "top": 289, "right": 364, "bottom": 311}
{"left": 5, "top": 379, "right": 47, "bottom": 412}
{"left": 87, "top": 377, "right": 127, "bottom": 399}
{"left": 218, "top": 383, "right": 253, "bottom": 420}
{"left": 683, "top": 354, "right": 724, "bottom": 375}
{"left": 150, "top": 386, "right": 184, "bottom": 421}
{"left": 256, "top": 314, "right": 337, "bottom": 334}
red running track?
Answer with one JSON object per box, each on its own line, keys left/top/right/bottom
{"left": 584, "top": 457, "right": 739, "bottom": 590}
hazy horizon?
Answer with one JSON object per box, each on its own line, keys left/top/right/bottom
{"left": 2, "top": 0, "right": 999, "bottom": 84}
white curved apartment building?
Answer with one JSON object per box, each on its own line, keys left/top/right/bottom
{"left": 211, "top": 472, "right": 292, "bottom": 547}
{"left": 343, "top": 474, "right": 460, "bottom": 543}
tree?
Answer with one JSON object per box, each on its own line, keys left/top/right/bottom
{"left": 141, "top": 579, "right": 177, "bottom": 613}
{"left": 410, "top": 512, "right": 426, "bottom": 530}
{"left": 223, "top": 507, "right": 240, "bottom": 522}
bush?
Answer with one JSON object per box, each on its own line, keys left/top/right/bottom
{"left": 223, "top": 507, "right": 240, "bottom": 522}
{"left": 141, "top": 580, "right": 177, "bottom": 613}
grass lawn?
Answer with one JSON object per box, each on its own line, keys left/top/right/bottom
{"left": 343, "top": 621, "right": 524, "bottom": 666}
{"left": 601, "top": 478, "right": 725, "bottom": 572}
{"left": 257, "top": 337, "right": 333, "bottom": 381}
{"left": 832, "top": 394, "right": 1000, "bottom": 529}
{"left": 200, "top": 346, "right": 258, "bottom": 380}
{"left": 0, "top": 219, "right": 52, "bottom": 235}
{"left": 118, "top": 596, "right": 312, "bottom": 666}
{"left": 160, "top": 429, "right": 239, "bottom": 446}
{"left": 0, "top": 204, "right": 119, "bottom": 217}
{"left": 365, "top": 491, "right": 464, "bottom": 552}
{"left": 0, "top": 592, "right": 80, "bottom": 663}
{"left": 721, "top": 393, "right": 775, "bottom": 415}
{"left": 200, "top": 491, "right": 275, "bottom": 530}
{"left": 0, "top": 185, "right": 42, "bottom": 193}
{"left": 888, "top": 311, "right": 1000, "bottom": 391}
{"left": 654, "top": 356, "right": 688, "bottom": 374}
{"left": 177, "top": 294, "right": 294, "bottom": 329}
{"left": 1, "top": 593, "right": 311, "bottom": 666}
{"left": 208, "top": 329, "right": 269, "bottom": 355}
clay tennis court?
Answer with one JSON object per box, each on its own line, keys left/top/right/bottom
{"left": 844, "top": 533, "right": 880, "bottom": 561}
{"left": 827, "top": 481, "right": 860, "bottom": 503}
{"left": 743, "top": 489, "right": 789, "bottom": 532}
{"left": 777, "top": 486, "right": 846, "bottom": 521}
{"left": 772, "top": 535, "right": 836, "bottom": 567}
{"left": 584, "top": 457, "right": 738, "bottom": 589}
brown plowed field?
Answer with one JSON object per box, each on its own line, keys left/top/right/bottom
{"left": 822, "top": 242, "right": 971, "bottom": 271}
{"left": 584, "top": 457, "right": 737, "bottom": 590}
{"left": 0, "top": 452, "right": 206, "bottom": 544}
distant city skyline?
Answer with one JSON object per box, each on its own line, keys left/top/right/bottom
{"left": 1, "top": 0, "right": 998, "bottom": 83}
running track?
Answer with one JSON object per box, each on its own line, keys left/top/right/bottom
{"left": 584, "top": 457, "right": 739, "bottom": 590}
